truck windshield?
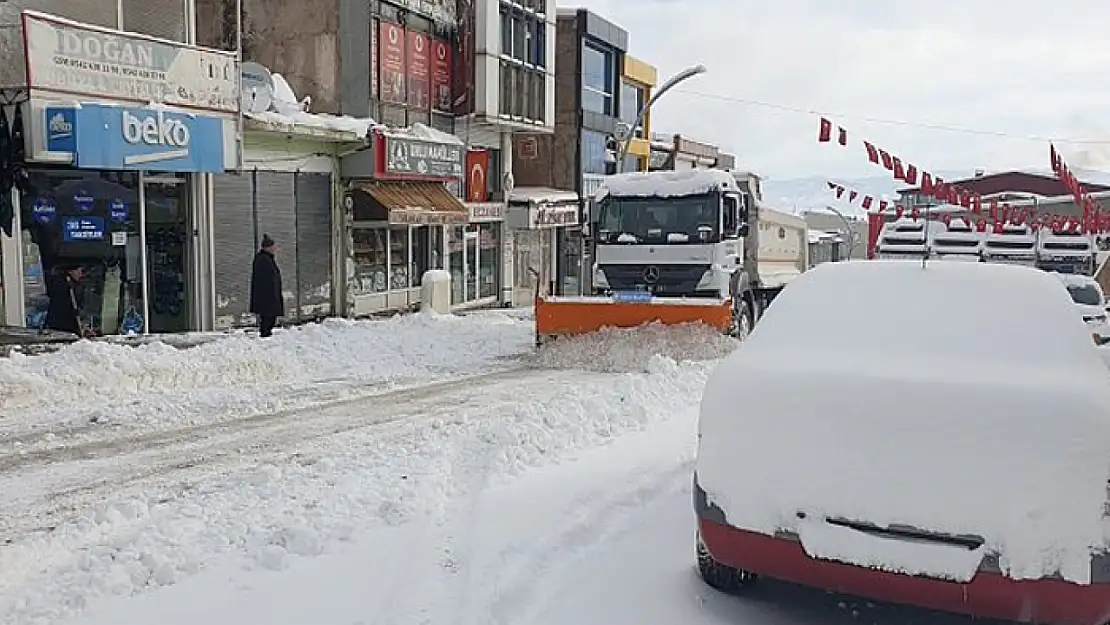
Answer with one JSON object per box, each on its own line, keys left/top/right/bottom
{"left": 596, "top": 196, "right": 719, "bottom": 244}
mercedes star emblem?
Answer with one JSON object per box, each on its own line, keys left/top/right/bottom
{"left": 643, "top": 266, "right": 660, "bottom": 283}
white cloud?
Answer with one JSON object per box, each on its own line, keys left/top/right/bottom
{"left": 565, "top": 0, "right": 1110, "bottom": 178}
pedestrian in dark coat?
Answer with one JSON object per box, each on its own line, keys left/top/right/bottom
{"left": 44, "top": 264, "right": 85, "bottom": 336}
{"left": 249, "top": 234, "right": 283, "bottom": 338}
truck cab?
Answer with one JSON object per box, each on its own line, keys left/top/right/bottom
{"left": 590, "top": 169, "right": 749, "bottom": 301}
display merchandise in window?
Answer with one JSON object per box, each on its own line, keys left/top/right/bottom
{"left": 412, "top": 226, "right": 431, "bottom": 286}
{"left": 20, "top": 170, "right": 147, "bottom": 336}
{"left": 479, "top": 223, "right": 499, "bottom": 299}
{"left": 350, "top": 226, "right": 389, "bottom": 293}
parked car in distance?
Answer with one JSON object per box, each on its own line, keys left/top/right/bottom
{"left": 1051, "top": 272, "right": 1110, "bottom": 344}
{"left": 695, "top": 259, "right": 1110, "bottom": 625}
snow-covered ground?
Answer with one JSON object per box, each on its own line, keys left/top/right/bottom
{"left": 35, "top": 391, "right": 985, "bottom": 625}
{"left": 0, "top": 314, "right": 745, "bottom": 624}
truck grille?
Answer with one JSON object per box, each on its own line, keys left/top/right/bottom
{"left": 599, "top": 264, "right": 712, "bottom": 296}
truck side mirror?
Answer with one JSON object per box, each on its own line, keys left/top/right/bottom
{"left": 737, "top": 223, "right": 750, "bottom": 237}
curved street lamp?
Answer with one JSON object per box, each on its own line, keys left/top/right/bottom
{"left": 825, "top": 205, "right": 860, "bottom": 260}
{"left": 614, "top": 64, "right": 708, "bottom": 173}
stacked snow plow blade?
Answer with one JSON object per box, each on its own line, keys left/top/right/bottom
{"left": 534, "top": 292, "right": 733, "bottom": 345}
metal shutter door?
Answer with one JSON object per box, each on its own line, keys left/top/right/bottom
{"left": 294, "top": 173, "right": 333, "bottom": 318}
{"left": 212, "top": 172, "right": 256, "bottom": 327}
{"left": 253, "top": 172, "right": 298, "bottom": 321}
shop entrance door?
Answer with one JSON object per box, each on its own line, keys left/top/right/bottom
{"left": 464, "top": 229, "right": 479, "bottom": 302}
{"left": 141, "top": 173, "right": 191, "bottom": 334}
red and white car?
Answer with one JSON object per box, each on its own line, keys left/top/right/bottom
{"left": 694, "top": 259, "right": 1110, "bottom": 625}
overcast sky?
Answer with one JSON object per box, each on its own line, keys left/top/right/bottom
{"left": 569, "top": 0, "right": 1110, "bottom": 181}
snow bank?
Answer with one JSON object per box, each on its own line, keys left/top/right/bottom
{"left": 530, "top": 323, "right": 735, "bottom": 372}
{"left": 0, "top": 313, "right": 532, "bottom": 429}
{"left": 697, "top": 260, "right": 1110, "bottom": 583}
{"left": 0, "top": 358, "right": 713, "bottom": 624}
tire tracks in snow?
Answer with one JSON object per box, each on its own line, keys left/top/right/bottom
{"left": 483, "top": 459, "right": 695, "bottom": 625}
{"left": 0, "top": 366, "right": 579, "bottom": 543}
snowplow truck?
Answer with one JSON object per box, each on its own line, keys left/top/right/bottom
{"left": 534, "top": 169, "right": 806, "bottom": 344}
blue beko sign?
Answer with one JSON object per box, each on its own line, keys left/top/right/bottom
{"left": 46, "top": 103, "right": 226, "bottom": 173}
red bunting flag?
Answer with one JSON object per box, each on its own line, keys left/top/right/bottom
{"left": 818, "top": 118, "right": 848, "bottom": 145}
{"left": 862, "top": 196, "right": 873, "bottom": 210}
{"left": 904, "top": 164, "right": 918, "bottom": 185}
{"left": 892, "top": 157, "right": 905, "bottom": 181}
{"left": 864, "top": 142, "right": 880, "bottom": 164}
{"left": 879, "top": 149, "right": 893, "bottom": 170}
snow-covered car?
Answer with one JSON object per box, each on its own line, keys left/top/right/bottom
{"left": 1052, "top": 272, "right": 1110, "bottom": 344}
{"left": 694, "top": 259, "right": 1110, "bottom": 625}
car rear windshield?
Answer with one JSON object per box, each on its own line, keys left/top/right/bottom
{"left": 1067, "top": 284, "right": 1103, "bottom": 306}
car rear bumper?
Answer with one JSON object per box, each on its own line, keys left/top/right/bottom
{"left": 694, "top": 476, "right": 1110, "bottom": 625}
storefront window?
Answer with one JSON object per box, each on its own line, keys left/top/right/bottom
{"left": 389, "top": 226, "right": 410, "bottom": 289}
{"left": 479, "top": 223, "right": 500, "bottom": 299}
{"left": 351, "top": 226, "right": 389, "bottom": 293}
{"left": 21, "top": 169, "right": 145, "bottom": 336}
{"left": 412, "top": 226, "right": 430, "bottom": 286}
{"left": 581, "top": 130, "right": 611, "bottom": 176}
{"left": 448, "top": 226, "right": 465, "bottom": 303}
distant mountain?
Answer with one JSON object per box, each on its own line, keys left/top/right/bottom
{"left": 762, "top": 172, "right": 970, "bottom": 216}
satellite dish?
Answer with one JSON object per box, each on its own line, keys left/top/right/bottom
{"left": 240, "top": 62, "right": 274, "bottom": 113}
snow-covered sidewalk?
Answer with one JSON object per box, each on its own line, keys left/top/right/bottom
{"left": 0, "top": 312, "right": 532, "bottom": 438}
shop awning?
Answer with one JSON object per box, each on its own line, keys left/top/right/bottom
{"left": 349, "top": 181, "right": 469, "bottom": 225}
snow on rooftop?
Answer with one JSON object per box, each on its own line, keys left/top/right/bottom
{"left": 380, "top": 122, "right": 465, "bottom": 146}
{"left": 245, "top": 73, "right": 380, "bottom": 139}
{"left": 508, "top": 187, "right": 580, "bottom": 205}
{"left": 597, "top": 169, "right": 737, "bottom": 201}
{"left": 698, "top": 260, "right": 1110, "bottom": 583}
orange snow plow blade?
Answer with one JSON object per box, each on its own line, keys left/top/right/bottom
{"left": 534, "top": 295, "right": 732, "bottom": 342}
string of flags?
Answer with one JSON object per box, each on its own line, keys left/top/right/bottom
{"left": 818, "top": 116, "right": 1107, "bottom": 233}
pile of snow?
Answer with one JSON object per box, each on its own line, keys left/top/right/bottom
{"left": 245, "top": 73, "right": 380, "bottom": 137}
{"left": 531, "top": 323, "right": 735, "bottom": 372}
{"left": 0, "top": 357, "right": 713, "bottom": 624}
{"left": 0, "top": 313, "right": 532, "bottom": 429}
{"left": 698, "top": 260, "right": 1110, "bottom": 583}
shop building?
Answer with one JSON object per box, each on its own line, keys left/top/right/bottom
{"left": 341, "top": 125, "right": 511, "bottom": 314}
{"left": 648, "top": 132, "right": 736, "bottom": 171}
{"left": 616, "top": 55, "right": 657, "bottom": 174}
{"left": 1, "top": 11, "right": 239, "bottom": 335}
{"left": 506, "top": 187, "right": 579, "bottom": 304}
{"left": 509, "top": 8, "right": 637, "bottom": 296}
{"left": 210, "top": 65, "right": 371, "bottom": 329}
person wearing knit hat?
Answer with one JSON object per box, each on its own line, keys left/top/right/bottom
{"left": 249, "top": 233, "right": 283, "bottom": 337}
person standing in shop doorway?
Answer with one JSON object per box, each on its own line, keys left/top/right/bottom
{"left": 45, "top": 264, "right": 85, "bottom": 336}
{"left": 250, "top": 234, "right": 283, "bottom": 338}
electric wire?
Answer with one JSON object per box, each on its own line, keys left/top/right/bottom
{"left": 673, "top": 89, "right": 1110, "bottom": 145}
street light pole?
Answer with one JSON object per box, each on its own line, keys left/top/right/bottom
{"left": 825, "top": 205, "right": 857, "bottom": 260}
{"left": 614, "top": 64, "right": 707, "bottom": 174}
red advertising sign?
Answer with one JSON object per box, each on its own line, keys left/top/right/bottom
{"left": 466, "top": 149, "right": 489, "bottom": 203}
{"left": 406, "top": 31, "right": 430, "bottom": 109}
{"left": 370, "top": 20, "right": 378, "bottom": 98}
{"left": 379, "top": 21, "right": 405, "bottom": 104}
{"left": 431, "top": 38, "right": 452, "bottom": 112}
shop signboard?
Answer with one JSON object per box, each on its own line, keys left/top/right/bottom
{"left": 389, "top": 208, "right": 467, "bottom": 225}
{"left": 380, "top": 134, "right": 462, "bottom": 180}
{"left": 22, "top": 10, "right": 239, "bottom": 114}
{"left": 379, "top": 21, "right": 406, "bottom": 105}
{"left": 406, "top": 31, "right": 430, "bottom": 109}
{"left": 431, "top": 39, "right": 452, "bottom": 112}
{"left": 62, "top": 216, "right": 106, "bottom": 242}
{"left": 46, "top": 103, "right": 227, "bottom": 173}
{"left": 467, "top": 203, "right": 504, "bottom": 223}
{"left": 531, "top": 205, "right": 579, "bottom": 228}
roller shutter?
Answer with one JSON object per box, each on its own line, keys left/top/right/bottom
{"left": 294, "top": 173, "right": 333, "bottom": 319}
{"left": 212, "top": 172, "right": 256, "bottom": 327}
{"left": 253, "top": 172, "right": 298, "bottom": 321}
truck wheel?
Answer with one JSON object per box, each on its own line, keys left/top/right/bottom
{"left": 729, "top": 296, "right": 753, "bottom": 339}
{"left": 696, "top": 532, "right": 756, "bottom": 593}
